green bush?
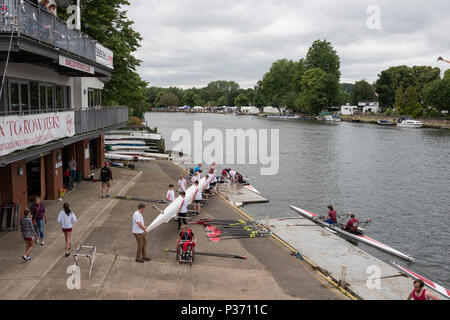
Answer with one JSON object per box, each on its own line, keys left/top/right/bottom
{"left": 412, "top": 108, "right": 424, "bottom": 118}
{"left": 427, "top": 108, "right": 438, "bottom": 117}
{"left": 384, "top": 108, "right": 393, "bottom": 116}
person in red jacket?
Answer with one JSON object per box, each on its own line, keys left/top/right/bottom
{"left": 343, "top": 213, "right": 359, "bottom": 233}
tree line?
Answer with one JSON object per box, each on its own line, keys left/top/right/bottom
{"left": 73, "top": 2, "right": 449, "bottom": 118}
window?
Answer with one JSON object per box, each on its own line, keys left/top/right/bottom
{"left": 30, "top": 81, "right": 39, "bottom": 111}
{"left": 40, "top": 85, "right": 47, "bottom": 111}
{"left": 3, "top": 78, "right": 73, "bottom": 115}
{"left": 20, "top": 83, "right": 30, "bottom": 113}
{"left": 56, "top": 85, "right": 63, "bottom": 110}
{"left": 47, "top": 86, "right": 54, "bottom": 111}
{"left": 88, "top": 88, "right": 102, "bottom": 108}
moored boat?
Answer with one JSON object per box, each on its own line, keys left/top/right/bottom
{"left": 397, "top": 117, "right": 423, "bottom": 128}
{"left": 377, "top": 120, "right": 396, "bottom": 126}
{"left": 290, "top": 205, "right": 414, "bottom": 261}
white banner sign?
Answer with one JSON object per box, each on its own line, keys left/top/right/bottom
{"left": 0, "top": 111, "right": 75, "bottom": 157}
{"left": 96, "top": 43, "right": 114, "bottom": 69}
{"left": 59, "top": 55, "right": 95, "bottom": 74}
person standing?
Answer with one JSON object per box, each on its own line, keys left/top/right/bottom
{"left": 100, "top": 162, "right": 113, "bottom": 198}
{"left": 193, "top": 163, "right": 202, "bottom": 173}
{"left": 30, "top": 197, "right": 47, "bottom": 245}
{"left": 56, "top": 203, "right": 77, "bottom": 257}
{"left": 177, "top": 191, "right": 189, "bottom": 230}
{"left": 407, "top": 279, "right": 439, "bottom": 300}
{"left": 69, "top": 157, "right": 77, "bottom": 186}
{"left": 132, "top": 204, "right": 151, "bottom": 263}
{"left": 193, "top": 180, "right": 202, "bottom": 214}
{"left": 178, "top": 175, "right": 187, "bottom": 193}
{"left": 166, "top": 184, "right": 175, "bottom": 204}
{"left": 20, "top": 209, "right": 36, "bottom": 261}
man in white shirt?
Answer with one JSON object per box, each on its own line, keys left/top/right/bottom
{"left": 132, "top": 204, "right": 150, "bottom": 263}
{"left": 193, "top": 180, "right": 202, "bottom": 214}
{"left": 177, "top": 191, "right": 189, "bottom": 230}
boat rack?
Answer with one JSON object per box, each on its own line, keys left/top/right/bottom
{"left": 72, "top": 245, "right": 97, "bottom": 279}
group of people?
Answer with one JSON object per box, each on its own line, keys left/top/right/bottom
{"left": 20, "top": 197, "right": 77, "bottom": 261}
{"left": 323, "top": 205, "right": 360, "bottom": 234}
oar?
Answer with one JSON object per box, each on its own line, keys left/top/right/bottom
{"left": 111, "top": 195, "right": 166, "bottom": 203}
{"left": 209, "top": 233, "right": 271, "bottom": 242}
{"left": 163, "top": 249, "right": 247, "bottom": 260}
{"left": 286, "top": 224, "right": 322, "bottom": 227}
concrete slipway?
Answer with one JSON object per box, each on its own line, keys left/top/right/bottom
{"left": 268, "top": 218, "right": 448, "bottom": 300}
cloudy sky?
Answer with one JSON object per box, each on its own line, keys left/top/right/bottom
{"left": 127, "top": 0, "right": 450, "bottom": 89}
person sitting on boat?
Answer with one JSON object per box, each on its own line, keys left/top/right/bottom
{"left": 343, "top": 213, "right": 359, "bottom": 233}
{"left": 235, "top": 172, "right": 246, "bottom": 184}
{"left": 323, "top": 205, "right": 338, "bottom": 224}
{"left": 178, "top": 224, "right": 196, "bottom": 253}
{"left": 228, "top": 169, "right": 237, "bottom": 183}
{"left": 408, "top": 279, "right": 439, "bottom": 300}
{"left": 166, "top": 184, "right": 175, "bottom": 204}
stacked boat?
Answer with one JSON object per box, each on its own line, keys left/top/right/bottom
{"left": 105, "top": 130, "right": 169, "bottom": 162}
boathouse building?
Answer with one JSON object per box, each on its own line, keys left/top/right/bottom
{"left": 0, "top": 0, "right": 128, "bottom": 219}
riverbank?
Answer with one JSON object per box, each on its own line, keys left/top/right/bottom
{"left": 341, "top": 115, "right": 450, "bottom": 129}
{"left": 0, "top": 161, "right": 345, "bottom": 300}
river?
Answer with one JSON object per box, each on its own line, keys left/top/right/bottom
{"left": 145, "top": 112, "right": 450, "bottom": 288}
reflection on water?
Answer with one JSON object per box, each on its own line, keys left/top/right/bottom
{"left": 145, "top": 112, "right": 450, "bottom": 287}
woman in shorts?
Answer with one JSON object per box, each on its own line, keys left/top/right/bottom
{"left": 20, "top": 208, "right": 36, "bottom": 261}
{"left": 57, "top": 203, "right": 77, "bottom": 257}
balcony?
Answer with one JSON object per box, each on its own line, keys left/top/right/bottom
{"left": 0, "top": 0, "right": 113, "bottom": 76}
{"left": 75, "top": 106, "right": 129, "bottom": 135}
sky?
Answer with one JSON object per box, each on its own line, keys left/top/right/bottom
{"left": 127, "top": 0, "right": 450, "bottom": 89}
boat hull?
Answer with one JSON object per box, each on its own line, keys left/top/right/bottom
{"left": 290, "top": 206, "right": 414, "bottom": 261}
{"left": 147, "top": 177, "right": 208, "bottom": 232}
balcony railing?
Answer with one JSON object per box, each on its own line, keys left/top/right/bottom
{"left": 75, "top": 106, "right": 129, "bottom": 135}
{"left": 0, "top": 0, "right": 103, "bottom": 64}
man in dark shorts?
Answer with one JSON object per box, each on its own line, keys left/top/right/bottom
{"left": 100, "top": 162, "right": 113, "bottom": 198}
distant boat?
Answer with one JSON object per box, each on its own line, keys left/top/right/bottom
{"left": 397, "top": 117, "right": 423, "bottom": 128}
{"left": 267, "top": 115, "right": 301, "bottom": 120}
{"left": 377, "top": 120, "right": 396, "bottom": 126}
{"left": 324, "top": 114, "right": 341, "bottom": 122}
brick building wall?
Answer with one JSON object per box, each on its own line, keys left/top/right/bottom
{"left": 94, "top": 134, "right": 105, "bottom": 168}
{"left": 0, "top": 160, "right": 28, "bottom": 216}
{"left": 76, "top": 139, "right": 90, "bottom": 179}
{"left": 44, "top": 148, "right": 63, "bottom": 200}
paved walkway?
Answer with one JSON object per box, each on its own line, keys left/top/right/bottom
{"left": 0, "top": 161, "right": 345, "bottom": 300}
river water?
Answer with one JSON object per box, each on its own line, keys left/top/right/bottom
{"left": 145, "top": 112, "right": 450, "bottom": 288}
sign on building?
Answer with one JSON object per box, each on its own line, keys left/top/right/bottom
{"left": 59, "top": 56, "right": 95, "bottom": 74}
{"left": 95, "top": 43, "right": 114, "bottom": 69}
{"left": 0, "top": 111, "right": 75, "bottom": 157}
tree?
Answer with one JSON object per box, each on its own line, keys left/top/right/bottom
{"left": 157, "top": 93, "right": 179, "bottom": 107}
{"left": 304, "top": 40, "right": 341, "bottom": 80}
{"left": 74, "top": 0, "right": 147, "bottom": 116}
{"left": 183, "top": 91, "right": 198, "bottom": 107}
{"left": 423, "top": 78, "right": 450, "bottom": 115}
{"left": 351, "top": 80, "right": 375, "bottom": 105}
{"left": 261, "top": 59, "right": 298, "bottom": 108}
{"left": 298, "top": 68, "right": 329, "bottom": 115}
{"left": 234, "top": 94, "right": 249, "bottom": 107}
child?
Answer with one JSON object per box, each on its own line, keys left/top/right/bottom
{"left": 203, "top": 174, "right": 210, "bottom": 202}
{"left": 57, "top": 203, "right": 77, "bottom": 257}
{"left": 20, "top": 209, "right": 36, "bottom": 261}
{"left": 166, "top": 184, "right": 175, "bottom": 203}
{"left": 178, "top": 176, "right": 187, "bottom": 193}
{"left": 193, "top": 180, "right": 202, "bottom": 214}
{"left": 191, "top": 171, "right": 200, "bottom": 184}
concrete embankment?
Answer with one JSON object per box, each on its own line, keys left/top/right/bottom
{"left": 341, "top": 115, "right": 450, "bottom": 129}
{"left": 0, "top": 160, "right": 345, "bottom": 300}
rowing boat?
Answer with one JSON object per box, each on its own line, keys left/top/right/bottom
{"left": 109, "top": 150, "right": 169, "bottom": 159}
{"left": 243, "top": 185, "right": 261, "bottom": 194}
{"left": 105, "top": 134, "right": 162, "bottom": 140}
{"left": 105, "top": 140, "right": 146, "bottom": 146}
{"left": 290, "top": 205, "right": 414, "bottom": 262}
{"left": 391, "top": 261, "right": 449, "bottom": 298}
{"left": 147, "top": 176, "right": 208, "bottom": 232}
{"left": 109, "top": 145, "right": 152, "bottom": 151}
{"left": 104, "top": 153, "right": 154, "bottom": 161}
